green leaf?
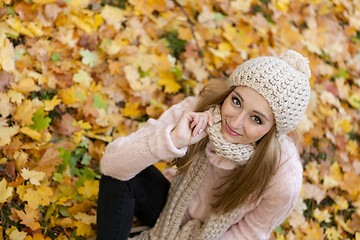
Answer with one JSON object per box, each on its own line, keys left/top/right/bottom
{"left": 93, "top": 93, "right": 108, "bottom": 111}
{"left": 81, "top": 153, "right": 92, "bottom": 165}
{"left": 30, "top": 109, "right": 51, "bottom": 131}
{"left": 335, "top": 68, "right": 349, "bottom": 79}
{"left": 161, "top": 31, "right": 187, "bottom": 59}
{"left": 214, "top": 12, "right": 224, "bottom": 20}
{"left": 170, "top": 66, "right": 182, "bottom": 78}
{"left": 58, "top": 205, "right": 70, "bottom": 217}
{"left": 6, "top": 6, "right": 17, "bottom": 15}
{"left": 58, "top": 147, "right": 71, "bottom": 172}
{"left": 80, "top": 49, "right": 97, "bottom": 67}
{"left": 51, "top": 53, "right": 60, "bottom": 63}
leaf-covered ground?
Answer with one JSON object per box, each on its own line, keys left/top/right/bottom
{"left": 0, "top": 0, "right": 359, "bottom": 239}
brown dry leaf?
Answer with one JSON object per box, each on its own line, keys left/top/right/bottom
{"left": 54, "top": 113, "right": 81, "bottom": 136}
{"left": 15, "top": 205, "right": 41, "bottom": 231}
{"left": 339, "top": 171, "right": 360, "bottom": 198}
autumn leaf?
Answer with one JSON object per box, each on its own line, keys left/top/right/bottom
{"left": 0, "top": 179, "right": 13, "bottom": 203}
{"left": 29, "top": 109, "right": 51, "bottom": 131}
{"left": 21, "top": 168, "right": 45, "bottom": 186}
{"left": 80, "top": 49, "right": 97, "bottom": 68}
{"left": 121, "top": 102, "right": 142, "bottom": 119}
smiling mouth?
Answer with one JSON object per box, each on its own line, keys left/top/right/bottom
{"left": 225, "top": 122, "right": 241, "bottom": 136}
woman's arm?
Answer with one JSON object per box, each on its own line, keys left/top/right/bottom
{"left": 100, "top": 97, "right": 203, "bottom": 181}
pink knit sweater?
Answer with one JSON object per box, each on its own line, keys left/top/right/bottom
{"left": 100, "top": 97, "right": 303, "bottom": 239}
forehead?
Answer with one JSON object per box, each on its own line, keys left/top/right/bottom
{"left": 232, "top": 86, "right": 273, "bottom": 113}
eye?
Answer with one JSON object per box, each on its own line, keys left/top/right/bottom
{"left": 252, "top": 116, "right": 262, "bottom": 125}
{"left": 231, "top": 97, "right": 241, "bottom": 107}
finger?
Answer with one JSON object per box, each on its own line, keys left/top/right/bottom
{"left": 207, "top": 111, "right": 213, "bottom": 126}
{"left": 192, "top": 117, "right": 207, "bottom": 136}
{"left": 190, "top": 114, "right": 201, "bottom": 129}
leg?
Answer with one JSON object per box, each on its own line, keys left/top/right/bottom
{"left": 97, "top": 175, "right": 135, "bottom": 240}
{"left": 132, "top": 165, "right": 170, "bottom": 227}
{"left": 96, "top": 165, "right": 170, "bottom": 239}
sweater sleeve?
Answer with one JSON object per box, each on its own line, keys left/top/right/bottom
{"left": 219, "top": 150, "right": 303, "bottom": 240}
{"left": 100, "top": 97, "right": 199, "bottom": 181}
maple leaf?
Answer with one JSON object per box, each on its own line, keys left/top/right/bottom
{"left": 92, "top": 93, "right": 108, "bottom": 111}
{"left": 157, "top": 70, "right": 181, "bottom": 93}
{"left": 339, "top": 171, "right": 360, "bottom": 197}
{"left": 21, "top": 168, "right": 45, "bottom": 185}
{"left": 0, "top": 178, "right": 13, "bottom": 203}
{"left": 78, "top": 180, "right": 99, "bottom": 198}
{"left": 80, "top": 49, "right": 97, "bottom": 68}
{"left": 16, "top": 205, "right": 41, "bottom": 231}
{"left": 0, "top": 124, "right": 19, "bottom": 147}
{"left": 30, "top": 109, "right": 51, "bottom": 131}
{"left": 73, "top": 69, "right": 93, "bottom": 87}
{"left": 121, "top": 102, "right": 142, "bottom": 119}
{"left": 0, "top": 33, "right": 15, "bottom": 72}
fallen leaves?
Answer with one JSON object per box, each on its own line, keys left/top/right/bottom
{"left": 0, "top": 0, "right": 359, "bottom": 239}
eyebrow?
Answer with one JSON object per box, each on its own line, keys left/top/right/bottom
{"left": 233, "top": 90, "right": 270, "bottom": 122}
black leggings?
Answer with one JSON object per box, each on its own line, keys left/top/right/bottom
{"left": 96, "top": 165, "right": 170, "bottom": 240}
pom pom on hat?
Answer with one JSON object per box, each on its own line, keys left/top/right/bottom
{"left": 228, "top": 50, "right": 311, "bottom": 135}
{"left": 279, "top": 50, "right": 311, "bottom": 79}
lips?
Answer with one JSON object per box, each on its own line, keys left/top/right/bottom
{"left": 225, "top": 121, "right": 241, "bottom": 136}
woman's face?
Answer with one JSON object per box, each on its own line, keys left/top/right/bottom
{"left": 221, "top": 86, "right": 275, "bottom": 144}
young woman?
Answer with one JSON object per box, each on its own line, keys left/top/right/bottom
{"left": 96, "top": 50, "right": 311, "bottom": 239}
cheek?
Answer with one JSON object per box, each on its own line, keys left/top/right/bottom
{"left": 246, "top": 125, "right": 270, "bottom": 140}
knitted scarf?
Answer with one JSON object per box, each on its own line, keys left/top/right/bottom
{"left": 131, "top": 105, "right": 254, "bottom": 240}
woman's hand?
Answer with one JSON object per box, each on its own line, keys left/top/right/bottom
{"left": 170, "top": 110, "right": 213, "bottom": 149}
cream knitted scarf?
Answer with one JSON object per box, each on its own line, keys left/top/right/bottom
{"left": 131, "top": 105, "right": 255, "bottom": 240}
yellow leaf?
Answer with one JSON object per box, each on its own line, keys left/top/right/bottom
{"left": 0, "top": 92, "right": 12, "bottom": 118}
{"left": 32, "top": 0, "right": 56, "bottom": 3}
{"left": 157, "top": 71, "right": 181, "bottom": 93}
{"left": 22, "top": 188, "right": 41, "bottom": 209}
{"left": 16, "top": 205, "right": 41, "bottom": 231}
{"left": 100, "top": 5, "right": 125, "bottom": 31}
{"left": 272, "top": 0, "right": 290, "bottom": 12}
{"left": 0, "top": 125, "right": 19, "bottom": 147}
{"left": 121, "top": 102, "right": 142, "bottom": 119}
{"left": 11, "top": 78, "right": 41, "bottom": 94}
{"left": 73, "top": 69, "right": 93, "bottom": 88}
{"left": 20, "top": 127, "right": 41, "bottom": 141}
{"left": 7, "top": 90, "right": 25, "bottom": 104}
{"left": 9, "top": 228, "right": 27, "bottom": 240}
{"left": 304, "top": 161, "right": 319, "bottom": 184}
{"left": 340, "top": 171, "right": 360, "bottom": 197}
{"left": 94, "top": 14, "right": 104, "bottom": 30}
{"left": 346, "top": 140, "right": 358, "bottom": 156}
{"left": 342, "top": 119, "right": 353, "bottom": 133}
{"left": 37, "top": 185, "right": 53, "bottom": 206}
{"left": 69, "top": 14, "right": 93, "bottom": 34}
{"left": 59, "top": 86, "right": 87, "bottom": 105}
{"left": 325, "top": 227, "right": 341, "bottom": 240}
{"left": 0, "top": 179, "right": 13, "bottom": 203}
{"left": 348, "top": 93, "right": 360, "bottom": 109}
{"left": 74, "top": 220, "right": 93, "bottom": 237}
{"left": 333, "top": 195, "right": 349, "bottom": 212}
{"left": 78, "top": 180, "right": 99, "bottom": 198}
{"left": 21, "top": 168, "right": 45, "bottom": 186}
{"left": 313, "top": 208, "right": 331, "bottom": 223}
{"left": 0, "top": 33, "right": 15, "bottom": 72}
{"left": 6, "top": 17, "right": 34, "bottom": 38}
{"left": 13, "top": 99, "right": 36, "bottom": 126}
{"left": 74, "top": 212, "right": 96, "bottom": 225}
{"left": 27, "top": 21, "right": 44, "bottom": 37}
{"left": 43, "top": 96, "right": 61, "bottom": 111}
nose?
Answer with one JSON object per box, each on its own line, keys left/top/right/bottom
{"left": 231, "top": 113, "right": 246, "bottom": 130}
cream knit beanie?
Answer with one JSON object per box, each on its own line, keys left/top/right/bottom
{"left": 229, "top": 50, "right": 311, "bottom": 135}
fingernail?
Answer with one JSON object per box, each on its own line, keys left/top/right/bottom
{"left": 199, "top": 129, "right": 204, "bottom": 134}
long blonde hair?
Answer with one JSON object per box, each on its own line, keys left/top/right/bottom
{"left": 172, "top": 80, "right": 281, "bottom": 215}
